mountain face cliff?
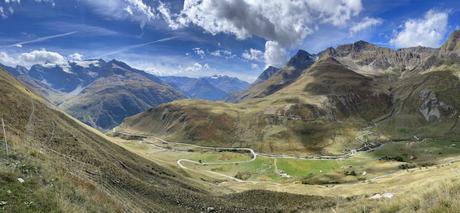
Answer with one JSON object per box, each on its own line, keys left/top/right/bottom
{"left": 117, "top": 30, "right": 460, "bottom": 154}
{"left": 253, "top": 66, "right": 280, "bottom": 84}
{"left": 3, "top": 59, "right": 185, "bottom": 130}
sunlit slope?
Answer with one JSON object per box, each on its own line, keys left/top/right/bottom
{"left": 118, "top": 57, "right": 394, "bottom": 154}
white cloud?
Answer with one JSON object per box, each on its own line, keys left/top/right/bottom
{"left": 390, "top": 10, "right": 449, "bottom": 48}
{"left": 158, "top": 1, "right": 183, "bottom": 30}
{"left": 242, "top": 48, "right": 263, "bottom": 61}
{"left": 349, "top": 17, "right": 383, "bottom": 35}
{"left": 251, "top": 63, "right": 259, "bottom": 70}
{"left": 177, "top": 0, "right": 361, "bottom": 48}
{"left": 210, "top": 49, "right": 234, "bottom": 59}
{"left": 1, "top": 0, "right": 53, "bottom": 18}
{"left": 192, "top": 47, "right": 206, "bottom": 59}
{"left": 82, "top": 0, "right": 157, "bottom": 29}
{"left": 0, "top": 52, "right": 18, "bottom": 67}
{"left": 264, "top": 41, "right": 287, "bottom": 67}
{"left": 68, "top": 53, "right": 84, "bottom": 61}
{"left": 18, "top": 49, "right": 67, "bottom": 67}
{"left": 0, "top": 7, "right": 6, "bottom": 19}
{"left": 183, "top": 62, "right": 211, "bottom": 73}
{"left": 0, "top": 49, "right": 68, "bottom": 68}
{"left": 165, "top": 0, "right": 362, "bottom": 67}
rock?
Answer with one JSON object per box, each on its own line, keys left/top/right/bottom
{"left": 369, "top": 194, "right": 382, "bottom": 200}
{"left": 369, "top": 192, "right": 394, "bottom": 200}
{"left": 0, "top": 201, "right": 7, "bottom": 206}
{"left": 207, "top": 206, "right": 216, "bottom": 212}
{"left": 17, "top": 178, "right": 25, "bottom": 183}
{"left": 419, "top": 90, "right": 457, "bottom": 122}
{"left": 382, "top": 192, "right": 394, "bottom": 199}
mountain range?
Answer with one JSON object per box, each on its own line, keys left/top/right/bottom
{"left": 2, "top": 59, "right": 249, "bottom": 130}
{"left": 118, "top": 30, "right": 460, "bottom": 154}
{"left": 159, "top": 75, "right": 250, "bottom": 101}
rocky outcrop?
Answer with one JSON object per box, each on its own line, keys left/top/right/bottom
{"left": 419, "top": 90, "right": 457, "bottom": 122}
{"left": 440, "top": 30, "right": 460, "bottom": 56}
{"left": 321, "top": 40, "right": 438, "bottom": 73}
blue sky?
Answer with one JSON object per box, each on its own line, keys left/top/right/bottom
{"left": 0, "top": 0, "right": 459, "bottom": 82}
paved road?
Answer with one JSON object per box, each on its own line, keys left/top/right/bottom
{"left": 115, "top": 132, "right": 392, "bottom": 182}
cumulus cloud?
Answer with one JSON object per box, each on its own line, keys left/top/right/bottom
{"left": 242, "top": 48, "right": 263, "bottom": 61}
{"left": 0, "top": 49, "right": 69, "bottom": 68}
{"left": 349, "top": 17, "right": 383, "bottom": 35}
{"left": 390, "top": 10, "right": 449, "bottom": 48}
{"left": 165, "top": 0, "right": 362, "bottom": 67}
{"left": 264, "top": 41, "right": 288, "bottom": 67}
{"left": 0, "top": 51, "right": 18, "bottom": 67}
{"left": 18, "top": 49, "right": 67, "bottom": 66}
{"left": 68, "top": 53, "right": 84, "bottom": 61}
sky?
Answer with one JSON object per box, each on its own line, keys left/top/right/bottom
{"left": 0, "top": 0, "right": 459, "bottom": 82}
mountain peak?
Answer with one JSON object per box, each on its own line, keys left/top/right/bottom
{"left": 294, "top": 49, "right": 313, "bottom": 58}
{"left": 287, "top": 49, "right": 315, "bottom": 70}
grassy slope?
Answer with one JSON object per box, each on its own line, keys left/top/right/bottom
{"left": 119, "top": 58, "right": 392, "bottom": 154}
{"left": 378, "top": 68, "right": 460, "bottom": 139}
{"left": 0, "top": 68, "right": 339, "bottom": 212}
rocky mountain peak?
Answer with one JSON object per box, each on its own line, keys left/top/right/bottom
{"left": 287, "top": 49, "right": 316, "bottom": 70}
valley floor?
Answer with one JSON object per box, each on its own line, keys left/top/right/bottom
{"left": 110, "top": 131, "right": 460, "bottom": 211}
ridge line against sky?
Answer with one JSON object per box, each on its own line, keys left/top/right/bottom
{"left": 0, "top": 0, "right": 459, "bottom": 82}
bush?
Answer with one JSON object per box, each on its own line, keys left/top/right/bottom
{"left": 398, "top": 163, "right": 416, "bottom": 170}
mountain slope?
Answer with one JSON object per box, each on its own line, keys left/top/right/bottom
{"left": 117, "top": 57, "right": 393, "bottom": 154}
{"left": 4, "top": 59, "right": 185, "bottom": 130}
{"left": 60, "top": 72, "right": 185, "bottom": 130}
{"left": 253, "top": 66, "right": 280, "bottom": 84}
{"left": 234, "top": 50, "right": 316, "bottom": 101}
{"left": 187, "top": 78, "right": 229, "bottom": 100}
{"left": 0, "top": 67, "right": 208, "bottom": 211}
{"left": 0, "top": 67, "right": 335, "bottom": 211}
{"left": 117, "top": 31, "right": 460, "bottom": 154}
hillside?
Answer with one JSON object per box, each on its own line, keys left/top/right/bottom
{"left": 3, "top": 59, "right": 184, "bottom": 130}
{"left": 60, "top": 72, "right": 185, "bottom": 130}
{"left": 0, "top": 67, "right": 339, "bottom": 212}
{"left": 117, "top": 31, "right": 460, "bottom": 155}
